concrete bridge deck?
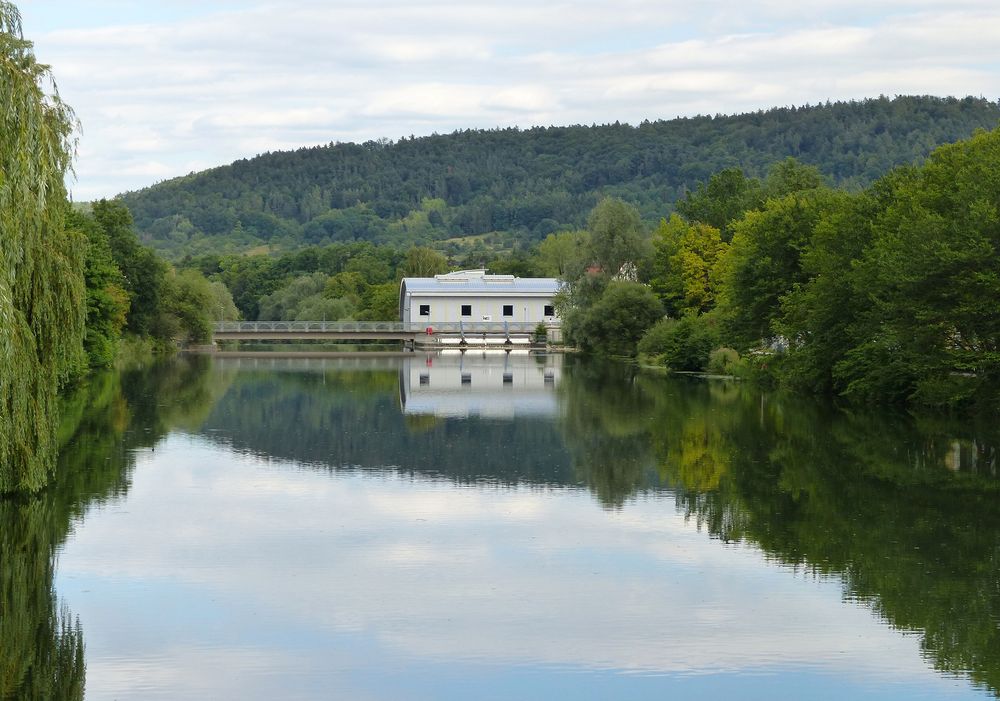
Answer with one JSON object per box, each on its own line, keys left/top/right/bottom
{"left": 211, "top": 321, "right": 558, "bottom": 346}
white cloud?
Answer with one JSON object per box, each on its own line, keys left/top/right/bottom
{"left": 15, "top": 1, "right": 1000, "bottom": 200}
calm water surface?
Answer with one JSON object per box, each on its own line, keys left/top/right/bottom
{"left": 4, "top": 352, "right": 1000, "bottom": 700}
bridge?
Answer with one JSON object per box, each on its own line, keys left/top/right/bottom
{"left": 211, "top": 321, "right": 559, "bottom": 347}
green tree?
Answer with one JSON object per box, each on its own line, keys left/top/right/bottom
{"left": 638, "top": 314, "right": 721, "bottom": 371}
{"left": 217, "top": 254, "right": 282, "bottom": 320}
{"left": 207, "top": 280, "right": 240, "bottom": 322}
{"left": 344, "top": 248, "right": 394, "bottom": 284}
{"left": 675, "top": 168, "right": 763, "bottom": 240}
{"left": 564, "top": 281, "right": 663, "bottom": 356}
{"left": 158, "top": 269, "right": 215, "bottom": 343}
{"left": 718, "top": 189, "right": 837, "bottom": 348}
{"left": 294, "top": 295, "right": 355, "bottom": 322}
{"left": 401, "top": 245, "right": 448, "bottom": 277}
{"left": 359, "top": 282, "right": 401, "bottom": 320}
{"left": 67, "top": 209, "right": 130, "bottom": 368}
{"left": 324, "top": 271, "right": 367, "bottom": 304}
{"left": 536, "top": 230, "right": 589, "bottom": 277}
{"left": 92, "top": 199, "right": 168, "bottom": 338}
{"left": 258, "top": 272, "right": 329, "bottom": 320}
{"left": 837, "top": 130, "right": 1000, "bottom": 404}
{"left": 765, "top": 157, "right": 826, "bottom": 197}
{"left": 650, "top": 214, "right": 728, "bottom": 316}
{"left": 587, "top": 198, "right": 650, "bottom": 280}
{"left": 486, "top": 249, "right": 541, "bottom": 277}
{"left": 775, "top": 189, "right": 877, "bottom": 393}
{"left": 0, "top": 2, "right": 86, "bottom": 492}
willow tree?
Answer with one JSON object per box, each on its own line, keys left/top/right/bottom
{"left": 0, "top": 2, "right": 86, "bottom": 493}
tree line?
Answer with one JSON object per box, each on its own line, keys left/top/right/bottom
{"left": 554, "top": 129, "right": 1000, "bottom": 407}
{"left": 5, "top": 0, "right": 998, "bottom": 502}
{"left": 172, "top": 127, "right": 1000, "bottom": 409}
{"left": 121, "top": 96, "right": 1000, "bottom": 260}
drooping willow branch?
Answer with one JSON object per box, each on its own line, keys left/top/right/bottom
{"left": 0, "top": 0, "right": 85, "bottom": 493}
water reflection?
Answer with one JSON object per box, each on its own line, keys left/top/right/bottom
{"left": 198, "top": 354, "right": 574, "bottom": 486}
{"left": 400, "top": 351, "right": 561, "bottom": 418}
{"left": 0, "top": 356, "right": 223, "bottom": 701}
{"left": 20, "top": 354, "right": 1000, "bottom": 698}
{"left": 0, "top": 496, "right": 85, "bottom": 701}
{"left": 196, "top": 355, "right": 1000, "bottom": 695}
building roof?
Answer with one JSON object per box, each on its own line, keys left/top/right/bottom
{"left": 401, "top": 270, "right": 561, "bottom": 296}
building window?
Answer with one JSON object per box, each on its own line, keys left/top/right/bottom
{"left": 419, "top": 304, "right": 430, "bottom": 316}
{"left": 502, "top": 304, "right": 514, "bottom": 317}
{"left": 544, "top": 304, "right": 554, "bottom": 317}
{"left": 461, "top": 304, "right": 472, "bottom": 316}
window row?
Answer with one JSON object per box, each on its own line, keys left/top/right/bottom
{"left": 417, "top": 304, "right": 555, "bottom": 317}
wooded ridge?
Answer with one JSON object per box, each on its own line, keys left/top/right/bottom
{"left": 120, "top": 95, "right": 1000, "bottom": 260}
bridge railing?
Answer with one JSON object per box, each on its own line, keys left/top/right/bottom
{"left": 212, "top": 321, "right": 556, "bottom": 334}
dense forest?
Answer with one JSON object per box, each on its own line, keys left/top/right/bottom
{"left": 121, "top": 96, "right": 1000, "bottom": 259}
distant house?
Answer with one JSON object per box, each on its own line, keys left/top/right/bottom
{"left": 398, "top": 270, "right": 561, "bottom": 325}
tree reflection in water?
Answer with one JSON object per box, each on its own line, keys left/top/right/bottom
{"left": 193, "top": 354, "right": 1000, "bottom": 694}
{"left": 0, "top": 356, "right": 222, "bottom": 701}
{"left": 5, "top": 354, "right": 999, "bottom": 698}
{"left": 561, "top": 359, "right": 1000, "bottom": 694}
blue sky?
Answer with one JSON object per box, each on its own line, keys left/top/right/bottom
{"left": 14, "top": 0, "right": 1000, "bottom": 200}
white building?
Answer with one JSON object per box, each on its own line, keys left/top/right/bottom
{"left": 398, "top": 270, "right": 561, "bottom": 325}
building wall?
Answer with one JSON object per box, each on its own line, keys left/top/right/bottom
{"left": 402, "top": 293, "right": 557, "bottom": 324}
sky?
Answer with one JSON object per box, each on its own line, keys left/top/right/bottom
{"left": 15, "top": 0, "right": 1000, "bottom": 201}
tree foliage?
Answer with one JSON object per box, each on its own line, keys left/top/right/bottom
{"left": 675, "top": 168, "right": 763, "bottom": 240}
{"left": 564, "top": 281, "right": 663, "bottom": 356}
{"left": 659, "top": 126, "right": 1000, "bottom": 406}
{"left": 66, "top": 209, "right": 130, "bottom": 368}
{"left": 258, "top": 272, "right": 334, "bottom": 321}
{"left": 92, "top": 199, "right": 168, "bottom": 338}
{"left": 638, "top": 314, "right": 721, "bottom": 371}
{"left": 401, "top": 245, "right": 449, "bottom": 277}
{"left": 834, "top": 130, "right": 1000, "bottom": 404}
{"left": 587, "top": 197, "right": 650, "bottom": 279}
{"left": 157, "top": 269, "right": 216, "bottom": 343}
{"left": 718, "top": 189, "right": 841, "bottom": 347}
{"left": 650, "top": 214, "right": 728, "bottom": 316}
{"left": 0, "top": 2, "right": 86, "bottom": 492}
{"left": 119, "top": 96, "right": 1000, "bottom": 260}
{"left": 536, "top": 230, "right": 589, "bottom": 277}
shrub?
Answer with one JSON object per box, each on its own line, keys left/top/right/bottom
{"left": 707, "top": 347, "right": 741, "bottom": 375}
{"left": 638, "top": 314, "right": 720, "bottom": 371}
{"left": 637, "top": 318, "right": 678, "bottom": 357}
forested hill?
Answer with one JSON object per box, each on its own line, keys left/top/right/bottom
{"left": 121, "top": 95, "right": 1000, "bottom": 260}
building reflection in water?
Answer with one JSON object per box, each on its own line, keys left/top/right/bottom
{"left": 399, "top": 350, "right": 562, "bottom": 418}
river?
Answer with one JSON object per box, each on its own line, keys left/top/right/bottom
{"left": 3, "top": 351, "right": 999, "bottom": 700}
